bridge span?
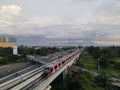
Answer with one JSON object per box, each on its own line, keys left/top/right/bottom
{"left": 0, "top": 49, "right": 81, "bottom": 90}
{"left": 33, "top": 51, "right": 80, "bottom": 90}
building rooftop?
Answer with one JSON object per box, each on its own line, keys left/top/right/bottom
{"left": 0, "top": 42, "right": 16, "bottom": 48}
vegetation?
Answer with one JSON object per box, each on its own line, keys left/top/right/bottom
{"left": 0, "top": 46, "right": 59, "bottom": 65}
{"left": 76, "top": 55, "right": 96, "bottom": 70}
{"left": 52, "top": 46, "right": 120, "bottom": 90}
{"left": 18, "top": 45, "right": 59, "bottom": 56}
{"left": 65, "top": 72, "right": 96, "bottom": 90}
{"left": 0, "top": 47, "right": 25, "bottom": 65}
{"left": 85, "top": 46, "right": 120, "bottom": 76}
{"left": 51, "top": 71, "right": 104, "bottom": 90}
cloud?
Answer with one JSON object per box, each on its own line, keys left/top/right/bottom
{"left": 0, "top": 5, "right": 21, "bottom": 26}
{"left": 93, "top": 40, "right": 120, "bottom": 46}
{"left": 24, "top": 16, "right": 62, "bottom": 27}
{"left": 0, "top": 0, "right": 120, "bottom": 46}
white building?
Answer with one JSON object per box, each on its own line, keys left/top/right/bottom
{"left": 13, "top": 46, "right": 18, "bottom": 55}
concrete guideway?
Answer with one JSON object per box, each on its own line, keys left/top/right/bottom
{"left": 0, "top": 66, "right": 44, "bottom": 90}
{"left": 10, "top": 72, "right": 43, "bottom": 90}
{"left": 0, "top": 55, "right": 66, "bottom": 90}
{"left": 0, "top": 65, "right": 36, "bottom": 84}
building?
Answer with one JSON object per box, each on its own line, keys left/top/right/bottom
{"left": 0, "top": 36, "right": 17, "bottom": 55}
{"left": 0, "top": 36, "right": 16, "bottom": 48}
{"left": 13, "top": 46, "right": 18, "bottom": 55}
{"left": 0, "top": 42, "right": 16, "bottom": 48}
{"left": 0, "top": 36, "right": 6, "bottom": 42}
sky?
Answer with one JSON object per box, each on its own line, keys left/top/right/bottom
{"left": 0, "top": 0, "right": 120, "bottom": 46}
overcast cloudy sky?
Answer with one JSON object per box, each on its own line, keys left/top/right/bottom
{"left": 0, "top": 0, "right": 120, "bottom": 46}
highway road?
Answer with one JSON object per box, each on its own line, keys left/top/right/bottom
{"left": 0, "top": 65, "right": 44, "bottom": 90}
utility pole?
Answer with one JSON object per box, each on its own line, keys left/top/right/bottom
{"left": 68, "top": 31, "right": 70, "bottom": 47}
{"left": 98, "top": 58, "right": 100, "bottom": 75}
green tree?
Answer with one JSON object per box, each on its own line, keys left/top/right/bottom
{"left": 95, "top": 71, "right": 112, "bottom": 90}
{"left": 99, "top": 55, "right": 109, "bottom": 69}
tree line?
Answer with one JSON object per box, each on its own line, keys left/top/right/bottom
{"left": 85, "top": 46, "right": 120, "bottom": 70}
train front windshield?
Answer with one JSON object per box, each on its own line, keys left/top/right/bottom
{"left": 44, "top": 67, "right": 50, "bottom": 73}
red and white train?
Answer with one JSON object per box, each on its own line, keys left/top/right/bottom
{"left": 44, "top": 50, "right": 80, "bottom": 76}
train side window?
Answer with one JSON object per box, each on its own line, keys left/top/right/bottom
{"left": 66, "top": 58, "right": 68, "bottom": 60}
{"left": 65, "top": 59, "right": 67, "bottom": 62}
{"left": 62, "top": 61, "right": 65, "bottom": 64}
{"left": 59, "top": 63, "right": 61, "bottom": 66}
{"left": 54, "top": 65, "right": 57, "bottom": 69}
{"left": 45, "top": 67, "right": 50, "bottom": 70}
{"left": 50, "top": 68, "right": 53, "bottom": 72}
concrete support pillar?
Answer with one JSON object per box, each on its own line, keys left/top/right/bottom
{"left": 63, "top": 68, "right": 67, "bottom": 78}
{"left": 75, "top": 54, "right": 81, "bottom": 64}
{"left": 63, "top": 68, "right": 67, "bottom": 90}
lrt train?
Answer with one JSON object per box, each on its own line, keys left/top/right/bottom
{"left": 44, "top": 50, "right": 80, "bottom": 76}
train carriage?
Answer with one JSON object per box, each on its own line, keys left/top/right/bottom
{"left": 44, "top": 50, "right": 80, "bottom": 76}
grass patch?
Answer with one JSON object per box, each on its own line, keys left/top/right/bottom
{"left": 115, "top": 59, "right": 120, "bottom": 63}
{"left": 107, "top": 67, "right": 120, "bottom": 76}
{"left": 85, "top": 86, "right": 104, "bottom": 90}
{"left": 79, "top": 55, "right": 120, "bottom": 76}
{"left": 79, "top": 55, "right": 96, "bottom": 70}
